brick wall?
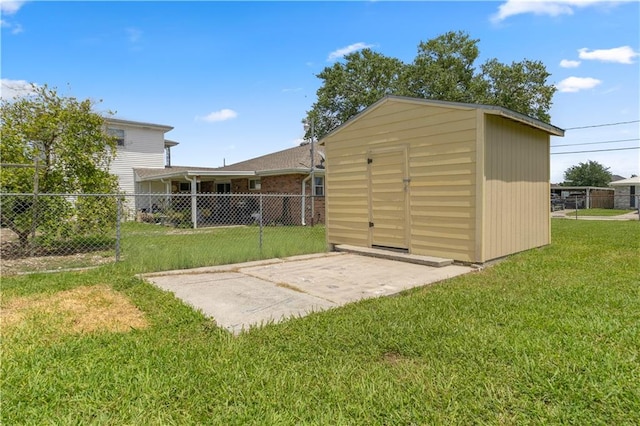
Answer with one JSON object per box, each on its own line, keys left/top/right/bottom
{"left": 226, "top": 174, "right": 325, "bottom": 225}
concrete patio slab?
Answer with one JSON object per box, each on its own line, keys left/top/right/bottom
{"left": 142, "top": 252, "right": 475, "bottom": 334}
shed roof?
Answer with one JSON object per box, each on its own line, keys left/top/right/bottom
{"left": 320, "top": 95, "right": 565, "bottom": 142}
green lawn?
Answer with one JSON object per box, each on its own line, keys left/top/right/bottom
{"left": 567, "top": 208, "right": 637, "bottom": 217}
{"left": 2, "top": 220, "right": 639, "bottom": 424}
{"left": 118, "top": 222, "right": 327, "bottom": 274}
{"left": 1, "top": 222, "right": 327, "bottom": 275}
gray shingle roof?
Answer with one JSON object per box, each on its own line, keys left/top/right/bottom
{"left": 217, "top": 142, "right": 324, "bottom": 173}
{"left": 134, "top": 143, "right": 325, "bottom": 181}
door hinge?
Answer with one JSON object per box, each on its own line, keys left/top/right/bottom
{"left": 369, "top": 222, "right": 374, "bottom": 228}
{"left": 367, "top": 158, "right": 373, "bottom": 164}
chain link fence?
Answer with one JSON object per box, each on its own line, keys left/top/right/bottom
{"left": 0, "top": 192, "right": 325, "bottom": 275}
{"left": 2, "top": 192, "right": 637, "bottom": 275}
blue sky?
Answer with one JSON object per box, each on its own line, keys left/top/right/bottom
{"left": 2, "top": 0, "right": 638, "bottom": 183}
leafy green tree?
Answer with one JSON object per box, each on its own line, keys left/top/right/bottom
{"left": 306, "top": 31, "right": 557, "bottom": 139}
{"left": 563, "top": 160, "right": 612, "bottom": 187}
{"left": 406, "top": 31, "right": 480, "bottom": 103}
{"left": 0, "top": 84, "right": 119, "bottom": 248}
{"left": 310, "top": 49, "right": 406, "bottom": 138}
{"left": 474, "top": 58, "right": 555, "bottom": 123}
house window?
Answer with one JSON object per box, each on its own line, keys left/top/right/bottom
{"left": 216, "top": 183, "right": 231, "bottom": 194}
{"left": 249, "top": 179, "right": 261, "bottom": 191}
{"left": 179, "top": 182, "right": 191, "bottom": 192}
{"left": 314, "top": 176, "right": 324, "bottom": 196}
{"left": 107, "top": 128, "right": 125, "bottom": 146}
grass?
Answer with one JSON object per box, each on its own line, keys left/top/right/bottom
{"left": 118, "top": 222, "right": 327, "bottom": 274}
{"left": 1, "top": 220, "right": 639, "bottom": 424}
{"left": 566, "top": 208, "right": 637, "bottom": 217}
{"left": 1, "top": 222, "right": 327, "bottom": 275}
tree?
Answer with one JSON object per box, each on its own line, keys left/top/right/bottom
{"left": 406, "top": 31, "right": 480, "bottom": 103}
{"left": 310, "top": 49, "right": 406, "bottom": 139}
{"left": 0, "top": 84, "right": 119, "bottom": 248}
{"left": 563, "top": 160, "right": 612, "bottom": 187}
{"left": 474, "top": 58, "right": 555, "bottom": 123}
{"left": 306, "top": 31, "right": 557, "bottom": 139}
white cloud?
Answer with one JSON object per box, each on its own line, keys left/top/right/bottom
{"left": 196, "top": 109, "right": 238, "bottom": 123}
{"left": 126, "top": 27, "right": 142, "bottom": 43}
{"left": 491, "top": 0, "right": 618, "bottom": 23}
{"left": 556, "top": 76, "right": 602, "bottom": 93}
{"left": 327, "top": 42, "right": 374, "bottom": 61}
{"left": 560, "top": 59, "right": 581, "bottom": 68}
{"left": 0, "top": 1, "right": 27, "bottom": 15}
{"left": 1, "top": 1, "right": 26, "bottom": 34}
{"left": 0, "top": 19, "right": 22, "bottom": 34}
{"left": 578, "top": 46, "right": 639, "bottom": 64}
{"left": 0, "top": 78, "right": 37, "bottom": 99}
{"left": 11, "top": 22, "right": 23, "bottom": 34}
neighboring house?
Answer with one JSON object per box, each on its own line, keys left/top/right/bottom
{"left": 321, "top": 95, "right": 564, "bottom": 264}
{"left": 610, "top": 176, "right": 640, "bottom": 209}
{"left": 134, "top": 142, "right": 325, "bottom": 227}
{"left": 550, "top": 186, "right": 614, "bottom": 209}
{"left": 106, "top": 117, "right": 176, "bottom": 195}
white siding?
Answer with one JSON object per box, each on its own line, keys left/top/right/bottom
{"left": 108, "top": 124, "right": 167, "bottom": 194}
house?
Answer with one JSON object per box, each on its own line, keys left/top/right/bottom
{"left": 321, "top": 95, "right": 564, "bottom": 264}
{"left": 106, "top": 117, "right": 177, "bottom": 195}
{"left": 133, "top": 142, "right": 325, "bottom": 227}
{"left": 609, "top": 176, "right": 640, "bottom": 209}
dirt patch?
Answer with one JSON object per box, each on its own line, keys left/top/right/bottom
{"left": 381, "top": 351, "right": 413, "bottom": 365}
{"left": 1, "top": 285, "right": 149, "bottom": 335}
{"left": 1, "top": 252, "right": 114, "bottom": 276}
{"left": 1, "top": 227, "right": 113, "bottom": 275}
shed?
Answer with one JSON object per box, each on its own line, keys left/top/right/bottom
{"left": 321, "top": 95, "right": 565, "bottom": 264}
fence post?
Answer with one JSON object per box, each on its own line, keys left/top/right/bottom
{"left": 259, "top": 194, "right": 264, "bottom": 250}
{"left": 30, "top": 161, "right": 40, "bottom": 257}
{"left": 575, "top": 195, "right": 578, "bottom": 220}
{"left": 116, "top": 196, "right": 121, "bottom": 262}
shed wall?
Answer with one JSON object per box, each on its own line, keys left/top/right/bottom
{"left": 324, "top": 100, "right": 478, "bottom": 261}
{"left": 483, "top": 115, "right": 551, "bottom": 261}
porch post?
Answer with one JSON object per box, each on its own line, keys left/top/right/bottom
{"left": 189, "top": 176, "right": 198, "bottom": 228}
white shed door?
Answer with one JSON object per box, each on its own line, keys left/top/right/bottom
{"left": 368, "top": 149, "right": 408, "bottom": 250}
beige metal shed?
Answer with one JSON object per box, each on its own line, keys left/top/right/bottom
{"left": 321, "top": 95, "right": 565, "bottom": 264}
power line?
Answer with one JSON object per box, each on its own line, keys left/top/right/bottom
{"left": 551, "top": 146, "right": 640, "bottom": 155}
{"left": 551, "top": 138, "right": 639, "bottom": 148}
{"left": 564, "top": 120, "right": 639, "bottom": 130}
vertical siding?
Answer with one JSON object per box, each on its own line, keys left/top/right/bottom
{"left": 324, "top": 99, "right": 478, "bottom": 261}
{"left": 483, "top": 115, "right": 550, "bottom": 261}
{"left": 109, "top": 125, "right": 166, "bottom": 194}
